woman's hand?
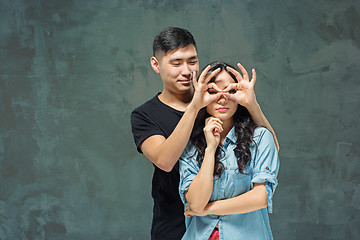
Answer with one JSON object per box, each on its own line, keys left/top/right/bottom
{"left": 188, "top": 66, "right": 222, "bottom": 111}
{"left": 203, "top": 117, "right": 222, "bottom": 150}
{"left": 184, "top": 204, "right": 208, "bottom": 217}
{"left": 223, "top": 63, "right": 257, "bottom": 109}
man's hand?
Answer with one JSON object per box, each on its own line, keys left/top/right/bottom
{"left": 223, "top": 63, "right": 257, "bottom": 109}
{"left": 188, "top": 65, "right": 222, "bottom": 111}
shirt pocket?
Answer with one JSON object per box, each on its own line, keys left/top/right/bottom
{"left": 225, "top": 166, "right": 251, "bottom": 198}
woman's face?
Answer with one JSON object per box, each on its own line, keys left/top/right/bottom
{"left": 206, "top": 71, "right": 238, "bottom": 122}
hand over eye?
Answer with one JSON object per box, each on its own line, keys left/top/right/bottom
{"left": 228, "top": 89, "right": 237, "bottom": 94}
{"left": 207, "top": 89, "right": 237, "bottom": 94}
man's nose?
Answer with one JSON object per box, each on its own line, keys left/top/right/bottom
{"left": 181, "top": 63, "right": 191, "bottom": 76}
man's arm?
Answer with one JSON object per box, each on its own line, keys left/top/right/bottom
{"left": 140, "top": 104, "right": 199, "bottom": 172}
{"left": 226, "top": 63, "right": 280, "bottom": 152}
{"left": 246, "top": 102, "right": 280, "bottom": 152}
{"left": 141, "top": 66, "right": 221, "bottom": 172}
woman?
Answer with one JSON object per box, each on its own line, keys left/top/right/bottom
{"left": 179, "top": 62, "right": 280, "bottom": 240}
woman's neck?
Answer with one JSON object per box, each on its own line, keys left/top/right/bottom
{"left": 219, "top": 118, "right": 234, "bottom": 145}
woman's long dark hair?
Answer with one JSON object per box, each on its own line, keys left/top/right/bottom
{"left": 190, "top": 61, "right": 257, "bottom": 178}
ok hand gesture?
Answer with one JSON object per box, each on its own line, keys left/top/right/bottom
{"left": 222, "top": 63, "right": 257, "bottom": 109}
{"left": 189, "top": 65, "right": 222, "bottom": 111}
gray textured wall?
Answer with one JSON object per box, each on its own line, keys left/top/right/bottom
{"left": 0, "top": 0, "right": 359, "bottom": 239}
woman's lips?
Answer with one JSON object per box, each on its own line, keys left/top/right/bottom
{"left": 216, "top": 107, "right": 229, "bottom": 112}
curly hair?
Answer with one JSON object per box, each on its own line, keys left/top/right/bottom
{"left": 189, "top": 62, "right": 257, "bottom": 178}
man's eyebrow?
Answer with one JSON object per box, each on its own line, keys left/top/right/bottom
{"left": 169, "top": 58, "right": 182, "bottom": 62}
{"left": 188, "top": 56, "right": 198, "bottom": 60}
{"left": 169, "top": 55, "right": 198, "bottom": 62}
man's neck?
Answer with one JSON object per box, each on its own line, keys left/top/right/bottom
{"left": 158, "top": 88, "right": 194, "bottom": 112}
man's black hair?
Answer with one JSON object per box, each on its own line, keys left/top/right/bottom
{"left": 153, "top": 27, "right": 197, "bottom": 57}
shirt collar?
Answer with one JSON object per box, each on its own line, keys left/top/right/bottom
{"left": 225, "top": 126, "right": 236, "bottom": 144}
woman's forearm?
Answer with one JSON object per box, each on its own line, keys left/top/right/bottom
{"left": 204, "top": 183, "right": 268, "bottom": 215}
{"left": 185, "top": 147, "right": 216, "bottom": 213}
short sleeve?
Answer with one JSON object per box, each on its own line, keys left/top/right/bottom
{"left": 131, "top": 109, "right": 164, "bottom": 153}
{"left": 251, "top": 128, "right": 280, "bottom": 213}
{"left": 178, "top": 144, "right": 200, "bottom": 205}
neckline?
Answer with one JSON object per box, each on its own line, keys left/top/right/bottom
{"left": 155, "top": 92, "right": 185, "bottom": 114}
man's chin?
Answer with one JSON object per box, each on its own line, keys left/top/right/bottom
{"left": 177, "top": 80, "right": 191, "bottom": 86}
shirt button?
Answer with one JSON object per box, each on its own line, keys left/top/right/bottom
{"left": 225, "top": 139, "right": 229, "bottom": 142}
{"left": 224, "top": 167, "right": 228, "bottom": 170}
{"left": 217, "top": 216, "right": 220, "bottom": 219}
{"left": 266, "top": 167, "right": 270, "bottom": 170}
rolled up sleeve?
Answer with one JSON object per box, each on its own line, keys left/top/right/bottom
{"left": 251, "top": 128, "right": 280, "bottom": 213}
{"left": 178, "top": 145, "right": 200, "bottom": 205}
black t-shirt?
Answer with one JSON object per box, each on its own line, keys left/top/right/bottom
{"left": 131, "top": 93, "right": 185, "bottom": 240}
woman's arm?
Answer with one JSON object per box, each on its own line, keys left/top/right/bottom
{"left": 184, "top": 183, "right": 267, "bottom": 217}
{"left": 185, "top": 128, "right": 279, "bottom": 217}
{"left": 184, "top": 117, "right": 222, "bottom": 213}
{"left": 205, "top": 183, "right": 267, "bottom": 215}
{"left": 185, "top": 147, "right": 216, "bottom": 213}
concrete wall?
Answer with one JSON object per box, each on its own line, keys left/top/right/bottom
{"left": 0, "top": 0, "right": 359, "bottom": 239}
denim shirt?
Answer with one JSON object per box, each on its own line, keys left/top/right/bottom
{"left": 179, "top": 127, "right": 280, "bottom": 240}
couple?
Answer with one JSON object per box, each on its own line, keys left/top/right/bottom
{"left": 131, "top": 27, "right": 280, "bottom": 240}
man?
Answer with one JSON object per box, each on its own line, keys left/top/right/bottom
{"left": 131, "top": 27, "right": 279, "bottom": 240}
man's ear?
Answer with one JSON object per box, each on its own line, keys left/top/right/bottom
{"left": 150, "top": 56, "right": 160, "bottom": 74}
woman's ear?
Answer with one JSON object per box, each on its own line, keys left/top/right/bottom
{"left": 150, "top": 56, "right": 160, "bottom": 73}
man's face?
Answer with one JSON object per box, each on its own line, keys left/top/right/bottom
{"left": 153, "top": 44, "right": 199, "bottom": 94}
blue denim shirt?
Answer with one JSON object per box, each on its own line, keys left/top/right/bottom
{"left": 179, "top": 127, "right": 280, "bottom": 240}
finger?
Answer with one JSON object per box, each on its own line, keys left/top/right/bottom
{"left": 209, "top": 121, "right": 224, "bottom": 133}
{"left": 222, "top": 83, "right": 238, "bottom": 93}
{"left": 192, "top": 71, "right": 198, "bottom": 88}
{"left": 237, "top": 63, "right": 249, "bottom": 81}
{"left": 251, "top": 68, "right": 256, "bottom": 86}
{"left": 207, "top": 116, "right": 223, "bottom": 125}
{"left": 206, "top": 92, "right": 222, "bottom": 103}
{"left": 198, "top": 65, "right": 211, "bottom": 84}
{"left": 227, "top": 92, "right": 237, "bottom": 101}
{"left": 221, "top": 91, "right": 228, "bottom": 102}
{"left": 213, "top": 130, "right": 221, "bottom": 137}
{"left": 203, "top": 67, "right": 221, "bottom": 85}
{"left": 207, "top": 83, "right": 223, "bottom": 93}
{"left": 205, "top": 116, "right": 213, "bottom": 126}
{"left": 206, "top": 121, "right": 221, "bottom": 132}
{"left": 226, "top": 66, "right": 243, "bottom": 82}
{"left": 205, "top": 120, "right": 223, "bottom": 134}
{"left": 227, "top": 94, "right": 240, "bottom": 103}
{"left": 222, "top": 92, "right": 230, "bottom": 102}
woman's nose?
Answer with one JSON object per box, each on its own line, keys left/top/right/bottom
{"left": 218, "top": 92, "right": 228, "bottom": 103}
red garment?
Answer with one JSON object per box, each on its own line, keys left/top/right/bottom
{"left": 208, "top": 228, "right": 219, "bottom": 240}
